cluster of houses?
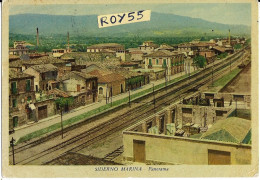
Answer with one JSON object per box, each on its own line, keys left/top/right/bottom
{"left": 8, "top": 37, "right": 246, "bottom": 131}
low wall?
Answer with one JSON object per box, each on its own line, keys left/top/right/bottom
{"left": 123, "top": 132, "right": 251, "bottom": 165}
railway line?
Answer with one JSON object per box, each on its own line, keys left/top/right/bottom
{"left": 10, "top": 47, "right": 250, "bottom": 165}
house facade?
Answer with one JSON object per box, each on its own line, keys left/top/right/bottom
{"left": 59, "top": 71, "right": 98, "bottom": 107}
{"left": 144, "top": 50, "right": 185, "bottom": 77}
{"left": 9, "top": 70, "right": 36, "bottom": 131}
{"left": 87, "top": 70, "right": 125, "bottom": 100}
{"left": 87, "top": 43, "right": 125, "bottom": 61}
{"left": 23, "top": 64, "right": 58, "bottom": 92}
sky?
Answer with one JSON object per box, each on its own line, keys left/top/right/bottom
{"left": 9, "top": 3, "right": 251, "bottom": 26}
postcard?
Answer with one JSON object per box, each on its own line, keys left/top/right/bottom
{"left": 1, "top": 0, "right": 259, "bottom": 178}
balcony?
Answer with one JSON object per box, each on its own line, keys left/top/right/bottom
{"left": 36, "top": 93, "right": 54, "bottom": 102}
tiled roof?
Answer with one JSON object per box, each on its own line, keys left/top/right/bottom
{"left": 99, "top": 73, "right": 125, "bottom": 83}
{"left": 87, "top": 43, "right": 124, "bottom": 49}
{"left": 48, "top": 88, "right": 70, "bottom": 98}
{"left": 59, "top": 71, "right": 97, "bottom": 81}
{"left": 71, "top": 71, "right": 97, "bottom": 80}
{"left": 212, "top": 46, "right": 225, "bottom": 53}
{"left": 88, "top": 69, "right": 124, "bottom": 83}
{"left": 158, "top": 44, "right": 174, "bottom": 49}
{"left": 144, "top": 50, "right": 181, "bottom": 57}
{"left": 22, "top": 56, "right": 69, "bottom": 65}
{"left": 30, "top": 64, "right": 58, "bottom": 73}
{"left": 9, "top": 54, "right": 20, "bottom": 60}
{"left": 9, "top": 56, "right": 69, "bottom": 67}
{"left": 200, "top": 117, "right": 251, "bottom": 143}
{"left": 9, "top": 69, "right": 33, "bottom": 79}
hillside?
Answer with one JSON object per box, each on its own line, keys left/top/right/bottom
{"left": 9, "top": 12, "right": 250, "bottom": 37}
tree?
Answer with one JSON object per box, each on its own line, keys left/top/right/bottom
{"left": 55, "top": 97, "right": 74, "bottom": 139}
{"left": 193, "top": 55, "right": 207, "bottom": 68}
{"left": 200, "top": 37, "right": 206, "bottom": 41}
{"left": 234, "top": 44, "right": 242, "bottom": 50}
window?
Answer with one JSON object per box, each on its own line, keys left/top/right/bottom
{"left": 149, "top": 59, "right": 152, "bottom": 66}
{"left": 163, "top": 59, "right": 167, "bottom": 68}
{"left": 13, "top": 116, "right": 18, "bottom": 128}
{"left": 12, "top": 99, "right": 17, "bottom": 108}
{"left": 41, "top": 73, "right": 45, "bottom": 80}
{"left": 156, "top": 59, "right": 159, "bottom": 65}
{"left": 11, "top": 82, "right": 17, "bottom": 94}
{"left": 99, "top": 87, "right": 103, "bottom": 95}
{"left": 26, "top": 79, "right": 31, "bottom": 92}
{"left": 77, "top": 84, "right": 80, "bottom": 92}
{"left": 27, "top": 96, "right": 32, "bottom": 102}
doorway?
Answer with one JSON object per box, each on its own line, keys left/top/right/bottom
{"left": 208, "top": 149, "right": 231, "bottom": 165}
{"left": 133, "top": 140, "right": 145, "bottom": 163}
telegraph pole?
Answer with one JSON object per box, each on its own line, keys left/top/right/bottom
{"left": 128, "top": 89, "right": 131, "bottom": 107}
{"left": 211, "top": 66, "right": 214, "bottom": 86}
{"left": 230, "top": 58, "right": 231, "bottom": 72}
{"left": 10, "top": 137, "right": 16, "bottom": 165}
{"left": 152, "top": 84, "right": 155, "bottom": 109}
{"left": 60, "top": 108, "right": 64, "bottom": 139}
{"left": 235, "top": 99, "right": 238, "bottom": 117}
{"left": 110, "top": 87, "right": 113, "bottom": 107}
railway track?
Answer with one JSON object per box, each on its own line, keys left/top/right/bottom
{"left": 10, "top": 48, "right": 249, "bottom": 165}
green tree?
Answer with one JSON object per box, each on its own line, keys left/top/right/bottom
{"left": 193, "top": 55, "right": 207, "bottom": 68}
{"left": 234, "top": 44, "right": 242, "bottom": 50}
{"left": 200, "top": 37, "right": 206, "bottom": 41}
{"left": 55, "top": 97, "right": 74, "bottom": 139}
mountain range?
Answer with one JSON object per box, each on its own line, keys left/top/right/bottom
{"left": 9, "top": 12, "right": 250, "bottom": 37}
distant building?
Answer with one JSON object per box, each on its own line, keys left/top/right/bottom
{"left": 9, "top": 41, "right": 32, "bottom": 56}
{"left": 139, "top": 41, "right": 159, "bottom": 54}
{"left": 9, "top": 46, "right": 29, "bottom": 56}
{"left": 87, "top": 43, "right": 125, "bottom": 61}
{"left": 156, "top": 43, "right": 175, "bottom": 52}
{"left": 127, "top": 48, "right": 144, "bottom": 62}
{"left": 52, "top": 49, "right": 68, "bottom": 58}
{"left": 198, "top": 50, "right": 216, "bottom": 64}
{"left": 144, "top": 50, "right": 185, "bottom": 77}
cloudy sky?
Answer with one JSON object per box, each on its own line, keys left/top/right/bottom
{"left": 10, "top": 3, "right": 251, "bottom": 26}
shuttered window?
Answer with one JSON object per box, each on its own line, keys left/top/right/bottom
{"left": 26, "top": 79, "right": 31, "bottom": 92}
{"left": 11, "top": 82, "right": 17, "bottom": 94}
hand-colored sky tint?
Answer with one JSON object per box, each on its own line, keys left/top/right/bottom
{"left": 10, "top": 3, "right": 251, "bottom": 26}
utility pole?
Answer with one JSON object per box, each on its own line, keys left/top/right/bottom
{"left": 10, "top": 137, "right": 16, "bottom": 165}
{"left": 211, "top": 66, "right": 214, "bottom": 86}
{"left": 152, "top": 84, "right": 155, "bottom": 109}
{"left": 165, "top": 68, "right": 168, "bottom": 88}
{"left": 230, "top": 58, "right": 231, "bottom": 72}
{"left": 189, "top": 62, "right": 190, "bottom": 77}
{"left": 106, "top": 87, "right": 108, "bottom": 104}
{"left": 235, "top": 99, "right": 238, "bottom": 117}
{"left": 60, "top": 107, "right": 64, "bottom": 139}
{"left": 128, "top": 89, "right": 131, "bottom": 107}
{"left": 110, "top": 87, "right": 113, "bottom": 107}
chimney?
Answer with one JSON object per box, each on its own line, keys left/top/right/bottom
{"left": 228, "top": 29, "right": 231, "bottom": 45}
{"left": 36, "top": 27, "right": 39, "bottom": 47}
{"left": 67, "top": 32, "right": 70, "bottom": 52}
